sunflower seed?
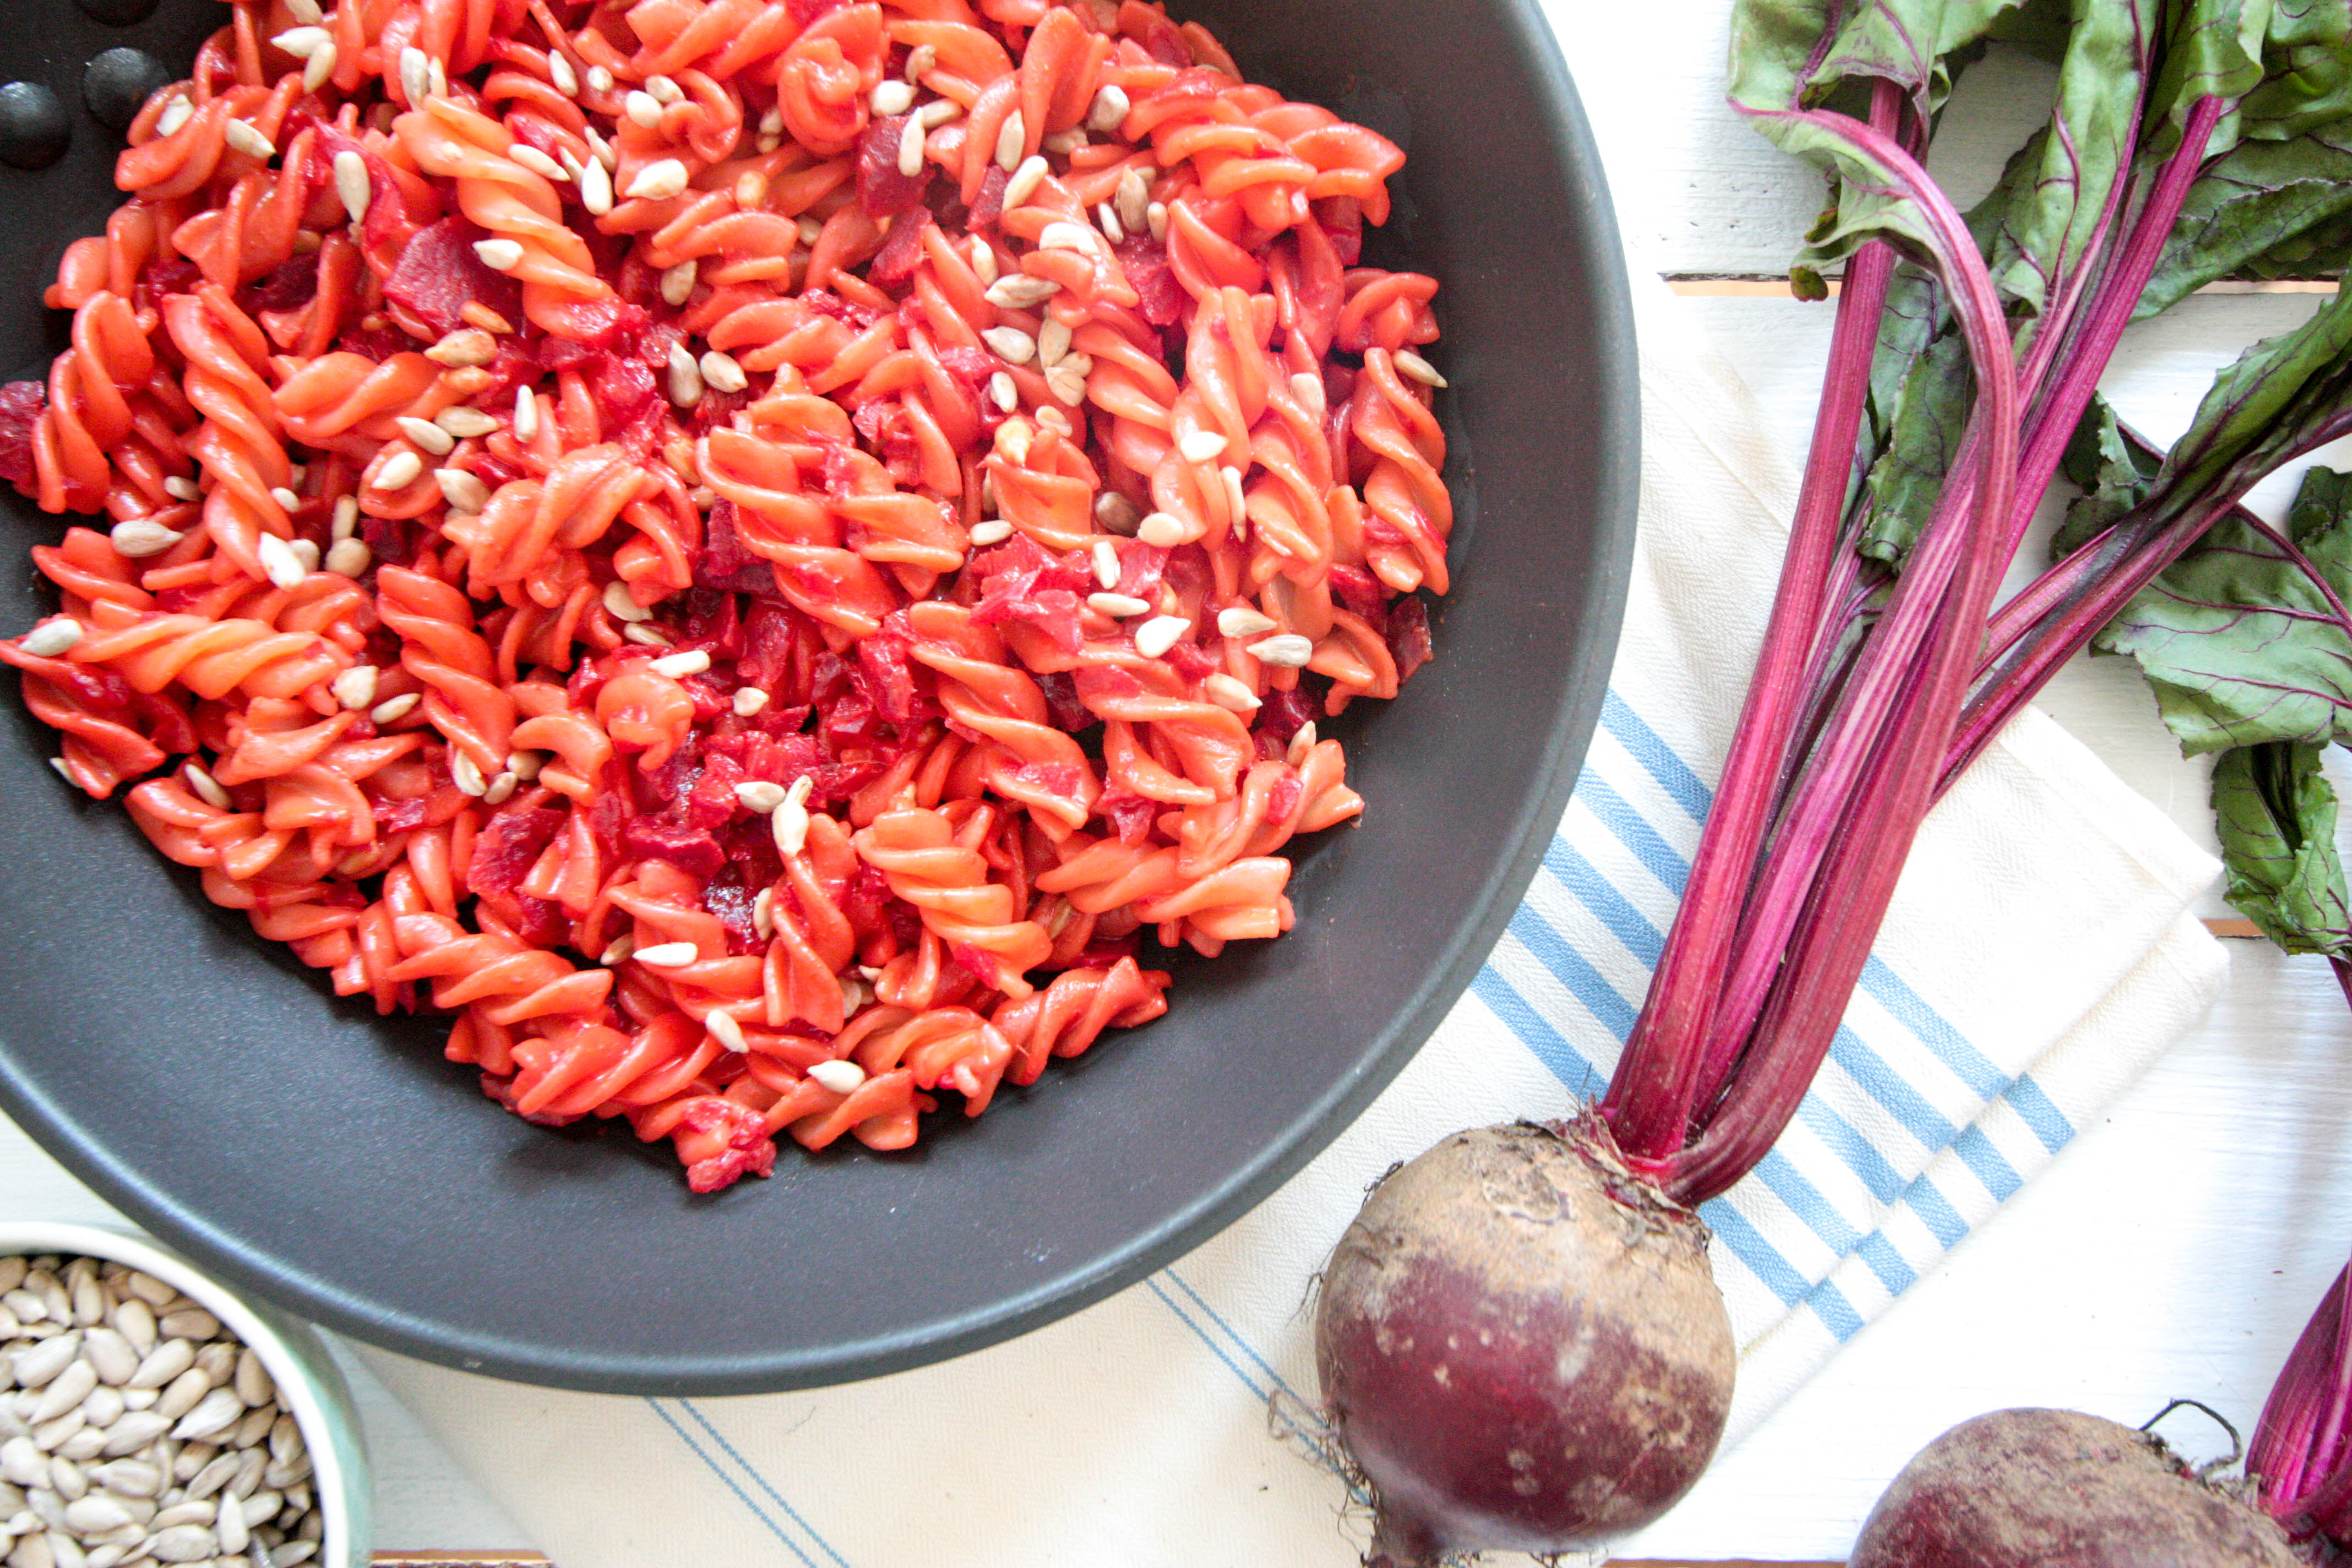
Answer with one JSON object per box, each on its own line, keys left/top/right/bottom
{"left": 369, "top": 692, "right": 420, "bottom": 725}
{"left": 703, "top": 1011, "right": 747, "bottom": 1053}
{"left": 632, "top": 942, "right": 695, "bottom": 968}
{"left": 1086, "top": 84, "right": 1129, "bottom": 133}
{"left": 1204, "top": 672, "right": 1261, "bottom": 713}
{"left": 993, "top": 110, "right": 1023, "bottom": 172}
{"left": 1095, "top": 202, "right": 1122, "bottom": 243}
{"left": 548, "top": 53, "right": 578, "bottom": 95}
{"left": 255, "top": 536, "right": 306, "bottom": 592}
{"left": 1136, "top": 511, "right": 1186, "bottom": 548}
{"left": 151, "top": 1373, "right": 209, "bottom": 1428}
{"left": 586, "top": 65, "right": 613, "bottom": 93}
{"left": 870, "top": 80, "right": 913, "bottom": 116}
{"left": 649, "top": 649, "right": 708, "bottom": 678}
{"left": 472, "top": 238, "right": 525, "bottom": 272}
{"left": 12, "top": 1341, "right": 80, "bottom": 1393}
{"left": 624, "top": 159, "right": 688, "bottom": 202}
{"left": 665, "top": 343, "right": 701, "bottom": 407}
{"left": 19, "top": 621, "right": 81, "bottom": 659}
{"left": 967, "top": 519, "right": 1012, "bottom": 546}
{"left": 807, "top": 1059, "right": 864, "bottom": 1093}
{"left": 1146, "top": 199, "right": 1167, "bottom": 243}
{"left": 733, "top": 781, "right": 786, "bottom": 813}
{"left": 896, "top": 115, "right": 924, "bottom": 178}
{"left": 145, "top": 1524, "right": 215, "bottom": 1562}
{"left": 1177, "top": 429, "right": 1226, "bottom": 462}
{"left": 370, "top": 451, "right": 422, "bottom": 492}
{"left": 1087, "top": 592, "right": 1148, "bottom": 618}
{"left": 1037, "top": 221, "right": 1092, "bottom": 253}
{"left": 435, "top": 468, "right": 491, "bottom": 512}
{"left": 1245, "top": 633, "right": 1313, "bottom": 668}
{"left": 330, "top": 152, "right": 369, "bottom": 225}
{"left": 1392, "top": 349, "right": 1446, "bottom": 388}
{"left": 984, "top": 273, "right": 1058, "bottom": 309}
{"left": 222, "top": 122, "right": 273, "bottom": 161}
{"left": 302, "top": 41, "right": 336, "bottom": 92}
{"left": 30, "top": 1369, "right": 93, "bottom": 1429}
{"left": 95, "top": 1417, "right": 165, "bottom": 1461}
{"left": 1133, "top": 615, "right": 1189, "bottom": 658}
{"left": 228, "top": 1359, "right": 268, "bottom": 1415}
{"left": 73, "top": 1337, "right": 130, "bottom": 1393}
{"left": 1115, "top": 167, "right": 1149, "bottom": 234}
{"left": 108, "top": 520, "right": 182, "bottom": 557}
{"left": 982, "top": 326, "right": 1036, "bottom": 364}
{"left": 1001, "top": 154, "right": 1048, "bottom": 210}
{"left": 732, "top": 686, "right": 768, "bottom": 717}
{"left": 177, "top": 764, "right": 230, "bottom": 810}
{"left": 577, "top": 155, "right": 613, "bottom": 215}
{"left": 397, "top": 47, "right": 430, "bottom": 105}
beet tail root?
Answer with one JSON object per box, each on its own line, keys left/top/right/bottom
{"left": 1313, "top": 1118, "right": 1735, "bottom": 1562}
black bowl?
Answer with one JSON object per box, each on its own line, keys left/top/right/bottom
{"left": 0, "top": 0, "right": 1635, "bottom": 1390}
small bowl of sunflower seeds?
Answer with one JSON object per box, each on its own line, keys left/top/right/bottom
{"left": 0, "top": 1222, "right": 368, "bottom": 1568}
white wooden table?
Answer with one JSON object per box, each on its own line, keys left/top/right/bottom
{"left": 9, "top": 2, "right": 2352, "bottom": 1561}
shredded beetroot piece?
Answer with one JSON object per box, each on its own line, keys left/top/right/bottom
{"left": 1036, "top": 671, "right": 1092, "bottom": 732}
{"left": 858, "top": 624, "right": 937, "bottom": 729}
{"left": 241, "top": 252, "right": 322, "bottom": 315}
{"left": 1268, "top": 772, "right": 1304, "bottom": 821}
{"left": 467, "top": 807, "right": 565, "bottom": 895}
{"left": 0, "top": 382, "right": 44, "bottom": 489}
{"left": 1254, "top": 685, "right": 1317, "bottom": 746}
{"left": 870, "top": 213, "right": 932, "bottom": 287}
{"left": 678, "top": 1097, "right": 777, "bottom": 1193}
{"left": 622, "top": 816, "right": 727, "bottom": 879}
{"left": 1097, "top": 791, "right": 1158, "bottom": 843}
{"left": 859, "top": 118, "right": 929, "bottom": 221}
{"left": 384, "top": 217, "right": 525, "bottom": 336}
{"left": 967, "top": 164, "right": 1011, "bottom": 228}
{"left": 802, "top": 287, "right": 880, "bottom": 328}
{"left": 1114, "top": 236, "right": 1185, "bottom": 328}
{"left": 1388, "top": 596, "right": 1433, "bottom": 683}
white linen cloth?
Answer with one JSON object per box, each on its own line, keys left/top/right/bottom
{"left": 326, "top": 273, "right": 2229, "bottom": 1567}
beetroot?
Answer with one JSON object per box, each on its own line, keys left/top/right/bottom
{"left": 1851, "top": 1409, "right": 2300, "bottom": 1568}
{"left": 1314, "top": 1121, "right": 1733, "bottom": 1564}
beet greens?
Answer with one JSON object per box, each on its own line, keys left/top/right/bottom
{"left": 1316, "top": 0, "right": 2352, "bottom": 1559}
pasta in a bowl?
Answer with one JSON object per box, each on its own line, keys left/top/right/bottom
{"left": 0, "top": 0, "right": 1445, "bottom": 1190}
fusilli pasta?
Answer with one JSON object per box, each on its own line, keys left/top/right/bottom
{"left": 0, "top": 0, "right": 1446, "bottom": 1190}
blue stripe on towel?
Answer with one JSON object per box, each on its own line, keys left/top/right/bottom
{"left": 1562, "top": 775, "right": 1689, "bottom": 900}
{"left": 1599, "top": 690, "right": 1712, "bottom": 821}
{"left": 645, "top": 1399, "right": 827, "bottom": 1568}
{"left": 676, "top": 1401, "right": 852, "bottom": 1568}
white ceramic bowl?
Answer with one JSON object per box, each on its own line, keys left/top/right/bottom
{"left": 0, "top": 1220, "right": 371, "bottom": 1568}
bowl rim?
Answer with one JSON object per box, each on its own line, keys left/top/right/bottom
{"left": 0, "top": 1218, "right": 363, "bottom": 1566}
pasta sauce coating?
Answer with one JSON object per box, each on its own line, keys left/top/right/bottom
{"left": 0, "top": 0, "right": 1447, "bottom": 1190}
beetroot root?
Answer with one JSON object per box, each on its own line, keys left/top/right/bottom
{"left": 1851, "top": 1408, "right": 2302, "bottom": 1567}
{"left": 1313, "top": 1119, "right": 1734, "bottom": 1565}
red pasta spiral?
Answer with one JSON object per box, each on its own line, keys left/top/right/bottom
{"left": 0, "top": 0, "right": 1447, "bottom": 1188}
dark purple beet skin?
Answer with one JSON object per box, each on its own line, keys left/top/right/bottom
{"left": 1314, "top": 1120, "right": 1734, "bottom": 1564}
{"left": 1851, "top": 1409, "right": 2302, "bottom": 1568}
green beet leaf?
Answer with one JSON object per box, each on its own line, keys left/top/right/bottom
{"left": 2211, "top": 738, "right": 2352, "bottom": 954}
{"left": 2097, "top": 462, "right": 2352, "bottom": 753}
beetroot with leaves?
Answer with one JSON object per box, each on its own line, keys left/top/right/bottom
{"left": 1312, "top": 0, "right": 2352, "bottom": 1551}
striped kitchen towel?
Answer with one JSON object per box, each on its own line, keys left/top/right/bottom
{"left": 352, "top": 270, "right": 2229, "bottom": 1567}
